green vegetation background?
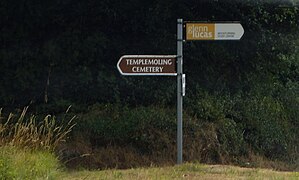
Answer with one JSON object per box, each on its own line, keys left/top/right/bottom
{"left": 0, "top": 0, "right": 298, "bottom": 169}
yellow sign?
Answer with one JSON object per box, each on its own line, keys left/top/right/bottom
{"left": 186, "top": 23, "right": 215, "bottom": 40}
{"left": 185, "top": 23, "right": 244, "bottom": 40}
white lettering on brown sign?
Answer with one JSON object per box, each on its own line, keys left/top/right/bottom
{"left": 117, "top": 55, "right": 177, "bottom": 76}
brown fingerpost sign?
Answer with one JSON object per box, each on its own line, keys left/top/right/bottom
{"left": 117, "top": 55, "right": 177, "bottom": 76}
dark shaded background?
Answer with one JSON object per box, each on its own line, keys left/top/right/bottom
{"left": 0, "top": 0, "right": 298, "bottom": 168}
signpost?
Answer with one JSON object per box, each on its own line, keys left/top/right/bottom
{"left": 117, "top": 55, "right": 177, "bottom": 76}
{"left": 177, "top": 19, "right": 184, "bottom": 164}
{"left": 117, "top": 19, "right": 243, "bottom": 165}
{"left": 185, "top": 22, "right": 244, "bottom": 40}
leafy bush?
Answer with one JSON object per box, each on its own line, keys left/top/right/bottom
{"left": 76, "top": 104, "right": 176, "bottom": 152}
{"left": 233, "top": 95, "right": 292, "bottom": 159}
{"left": 70, "top": 103, "right": 247, "bottom": 167}
{"left": 217, "top": 118, "right": 247, "bottom": 157}
{"left": 186, "top": 90, "right": 234, "bottom": 122}
{"left": 186, "top": 87, "right": 298, "bottom": 162}
{"left": 186, "top": 89, "right": 247, "bottom": 158}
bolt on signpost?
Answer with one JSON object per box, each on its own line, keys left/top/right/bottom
{"left": 117, "top": 19, "right": 243, "bottom": 165}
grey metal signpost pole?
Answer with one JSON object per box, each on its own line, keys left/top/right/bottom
{"left": 177, "top": 18, "right": 183, "bottom": 164}
{"left": 117, "top": 19, "right": 243, "bottom": 165}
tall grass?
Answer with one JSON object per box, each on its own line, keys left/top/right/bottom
{"left": 0, "top": 106, "right": 76, "bottom": 179}
{"left": 0, "top": 106, "right": 76, "bottom": 151}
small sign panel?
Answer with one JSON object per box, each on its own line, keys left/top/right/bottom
{"left": 117, "top": 55, "right": 177, "bottom": 76}
{"left": 185, "top": 23, "right": 244, "bottom": 40}
{"left": 182, "top": 74, "right": 186, "bottom": 96}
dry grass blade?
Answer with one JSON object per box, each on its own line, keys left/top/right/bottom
{"left": 0, "top": 106, "right": 76, "bottom": 151}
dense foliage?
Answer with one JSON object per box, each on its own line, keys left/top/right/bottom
{"left": 1, "top": 0, "right": 298, "bottom": 168}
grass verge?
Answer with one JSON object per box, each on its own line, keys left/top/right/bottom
{"left": 0, "top": 146, "right": 60, "bottom": 179}
{"left": 58, "top": 163, "right": 299, "bottom": 180}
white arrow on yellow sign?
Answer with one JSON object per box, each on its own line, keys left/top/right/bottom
{"left": 185, "top": 23, "right": 244, "bottom": 40}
